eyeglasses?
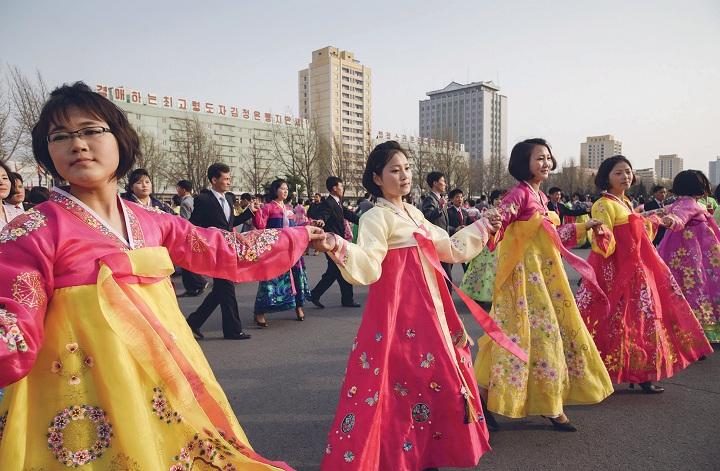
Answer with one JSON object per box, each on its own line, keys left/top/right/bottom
{"left": 47, "top": 126, "right": 112, "bottom": 144}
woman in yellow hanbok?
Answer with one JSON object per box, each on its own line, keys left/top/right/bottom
{"left": 474, "top": 138, "right": 613, "bottom": 431}
{"left": 0, "top": 82, "right": 323, "bottom": 470}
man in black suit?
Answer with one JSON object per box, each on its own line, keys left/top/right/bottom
{"left": 547, "top": 187, "right": 589, "bottom": 224}
{"left": 644, "top": 185, "right": 668, "bottom": 246}
{"left": 186, "top": 163, "right": 255, "bottom": 340}
{"left": 447, "top": 188, "right": 470, "bottom": 272}
{"left": 309, "top": 176, "right": 361, "bottom": 308}
{"left": 421, "top": 171, "right": 453, "bottom": 282}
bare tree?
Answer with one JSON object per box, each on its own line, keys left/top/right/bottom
{"left": 238, "top": 133, "right": 273, "bottom": 194}
{"left": 6, "top": 66, "right": 48, "bottom": 166}
{"left": 166, "top": 116, "right": 219, "bottom": 192}
{"left": 0, "top": 76, "right": 22, "bottom": 163}
{"left": 135, "top": 128, "right": 170, "bottom": 192}
{"left": 272, "top": 119, "right": 322, "bottom": 199}
{"left": 483, "top": 154, "right": 514, "bottom": 194}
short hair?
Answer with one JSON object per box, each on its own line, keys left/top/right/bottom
{"left": 362, "top": 140, "right": 410, "bottom": 198}
{"left": 672, "top": 170, "right": 711, "bottom": 197}
{"left": 207, "top": 162, "right": 230, "bottom": 182}
{"left": 548, "top": 187, "right": 562, "bottom": 195}
{"left": 269, "top": 178, "right": 288, "bottom": 200}
{"left": 9, "top": 172, "right": 23, "bottom": 184}
{"left": 468, "top": 199, "right": 476, "bottom": 206}
{"left": 326, "top": 176, "right": 343, "bottom": 192}
{"left": 31, "top": 81, "right": 139, "bottom": 181}
{"left": 448, "top": 188, "right": 464, "bottom": 200}
{"left": 240, "top": 192, "right": 253, "bottom": 201}
{"left": 594, "top": 155, "right": 637, "bottom": 190}
{"left": 176, "top": 179, "right": 192, "bottom": 192}
{"left": 126, "top": 168, "right": 150, "bottom": 192}
{"left": 425, "top": 171, "right": 445, "bottom": 188}
{"left": 28, "top": 186, "right": 50, "bottom": 204}
{"left": 507, "top": 138, "right": 557, "bottom": 182}
{"left": 489, "top": 189, "right": 505, "bottom": 204}
{"left": 651, "top": 185, "right": 666, "bottom": 194}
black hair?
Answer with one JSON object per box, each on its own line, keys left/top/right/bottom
{"left": 362, "top": 140, "right": 410, "bottom": 198}
{"left": 651, "top": 185, "right": 666, "bottom": 194}
{"left": 177, "top": 179, "right": 192, "bottom": 192}
{"left": 507, "top": 138, "right": 557, "bottom": 181}
{"left": 425, "top": 171, "right": 445, "bottom": 188}
{"left": 28, "top": 186, "right": 50, "bottom": 205}
{"left": 207, "top": 162, "right": 230, "bottom": 182}
{"left": 126, "top": 168, "right": 150, "bottom": 193}
{"left": 489, "top": 189, "right": 505, "bottom": 205}
{"left": 594, "top": 155, "right": 637, "bottom": 190}
{"left": 0, "top": 161, "right": 14, "bottom": 202}
{"left": 269, "top": 178, "right": 288, "bottom": 200}
{"left": 671, "top": 170, "right": 712, "bottom": 197}
{"left": 7, "top": 172, "right": 23, "bottom": 199}
{"left": 448, "top": 188, "right": 464, "bottom": 200}
{"left": 326, "top": 176, "right": 343, "bottom": 192}
{"left": 240, "top": 192, "right": 253, "bottom": 201}
{"left": 548, "top": 187, "right": 562, "bottom": 195}
{"left": 31, "top": 81, "right": 139, "bottom": 181}
{"left": 8, "top": 172, "right": 23, "bottom": 184}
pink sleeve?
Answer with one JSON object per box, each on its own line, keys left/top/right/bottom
{"left": 665, "top": 200, "right": 700, "bottom": 231}
{"left": 488, "top": 186, "right": 525, "bottom": 250}
{"left": 0, "top": 210, "right": 54, "bottom": 387}
{"left": 253, "top": 204, "right": 270, "bottom": 229}
{"left": 159, "top": 213, "right": 309, "bottom": 282}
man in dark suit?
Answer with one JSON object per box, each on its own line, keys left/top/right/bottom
{"left": 644, "top": 185, "right": 668, "bottom": 246}
{"left": 186, "top": 163, "right": 255, "bottom": 340}
{"left": 309, "top": 176, "right": 360, "bottom": 308}
{"left": 421, "top": 171, "right": 453, "bottom": 282}
{"left": 447, "top": 188, "right": 470, "bottom": 272}
{"left": 547, "top": 187, "right": 589, "bottom": 224}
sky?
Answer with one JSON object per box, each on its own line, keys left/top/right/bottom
{"left": 1, "top": 0, "right": 719, "bottom": 172}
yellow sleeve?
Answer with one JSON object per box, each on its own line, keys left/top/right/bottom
{"left": 328, "top": 208, "right": 389, "bottom": 285}
{"left": 426, "top": 217, "right": 493, "bottom": 264}
{"left": 590, "top": 199, "right": 617, "bottom": 258}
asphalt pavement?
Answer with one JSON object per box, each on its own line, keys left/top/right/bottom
{"left": 176, "top": 249, "right": 719, "bottom": 471}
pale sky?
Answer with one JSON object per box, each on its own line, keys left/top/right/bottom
{"left": 2, "top": 0, "right": 718, "bottom": 172}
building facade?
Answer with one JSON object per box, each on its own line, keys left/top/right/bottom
{"left": 635, "top": 168, "right": 656, "bottom": 185}
{"left": 299, "top": 46, "right": 372, "bottom": 194}
{"left": 655, "top": 154, "right": 684, "bottom": 181}
{"left": 709, "top": 157, "right": 720, "bottom": 187}
{"left": 418, "top": 81, "right": 507, "bottom": 191}
{"left": 579, "top": 135, "right": 623, "bottom": 169}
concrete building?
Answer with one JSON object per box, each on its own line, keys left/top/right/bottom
{"left": 635, "top": 168, "right": 656, "bottom": 185}
{"left": 418, "top": 81, "right": 507, "bottom": 189}
{"left": 298, "top": 46, "right": 372, "bottom": 192}
{"left": 655, "top": 154, "right": 684, "bottom": 180}
{"left": 709, "top": 157, "right": 720, "bottom": 187}
{"left": 579, "top": 135, "right": 623, "bottom": 169}
{"left": 95, "top": 84, "right": 305, "bottom": 194}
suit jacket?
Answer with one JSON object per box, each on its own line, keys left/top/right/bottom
{"left": 447, "top": 204, "right": 469, "bottom": 235}
{"left": 547, "top": 200, "right": 588, "bottom": 224}
{"left": 179, "top": 194, "right": 194, "bottom": 220}
{"left": 421, "top": 192, "right": 449, "bottom": 232}
{"left": 190, "top": 189, "right": 252, "bottom": 230}
{"left": 319, "top": 195, "right": 359, "bottom": 236}
{"left": 644, "top": 198, "right": 666, "bottom": 245}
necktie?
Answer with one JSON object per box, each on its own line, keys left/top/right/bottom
{"left": 220, "top": 197, "right": 230, "bottom": 221}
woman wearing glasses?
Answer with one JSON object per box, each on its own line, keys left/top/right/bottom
{"left": 0, "top": 82, "right": 324, "bottom": 470}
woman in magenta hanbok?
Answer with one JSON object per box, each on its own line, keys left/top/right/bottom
{"left": 576, "top": 156, "right": 713, "bottom": 394}
{"left": 315, "top": 141, "right": 526, "bottom": 471}
{"left": 657, "top": 170, "right": 720, "bottom": 343}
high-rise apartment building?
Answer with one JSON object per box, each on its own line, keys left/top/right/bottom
{"left": 655, "top": 154, "right": 683, "bottom": 180}
{"left": 709, "top": 157, "right": 720, "bottom": 187}
{"left": 299, "top": 46, "right": 372, "bottom": 192}
{"left": 580, "top": 135, "right": 623, "bottom": 169}
{"left": 419, "top": 81, "right": 507, "bottom": 189}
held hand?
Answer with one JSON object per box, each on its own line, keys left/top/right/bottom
{"left": 661, "top": 216, "right": 674, "bottom": 228}
{"left": 305, "top": 226, "right": 325, "bottom": 242}
{"left": 311, "top": 219, "right": 326, "bottom": 228}
{"left": 486, "top": 214, "right": 502, "bottom": 234}
{"left": 312, "top": 233, "right": 337, "bottom": 253}
{"left": 584, "top": 219, "right": 603, "bottom": 231}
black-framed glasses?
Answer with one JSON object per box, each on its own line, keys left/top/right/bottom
{"left": 47, "top": 126, "right": 112, "bottom": 143}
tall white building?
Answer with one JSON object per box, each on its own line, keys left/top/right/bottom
{"left": 709, "top": 157, "right": 720, "bottom": 187}
{"left": 580, "top": 135, "right": 623, "bottom": 169}
{"left": 419, "top": 81, "right": 507, "bottom": 188}
{"left": 655, "top": 154, "right": 683, "bottom": 180}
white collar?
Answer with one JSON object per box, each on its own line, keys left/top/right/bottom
{"left": 210, "top": 188, "right": 226, "bottom": 201}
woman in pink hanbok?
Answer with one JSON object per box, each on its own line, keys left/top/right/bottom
{"left": 316, "top": 141, "right": 526, "bottom": 471}
{"left": 657, "top": 170, "right": 720, "bottom": 343}
{"left": 0, "top": 82, "right": 324, "bottom": 470}
{"left": 576, "top": 156, "right": 713, "bottom": 394}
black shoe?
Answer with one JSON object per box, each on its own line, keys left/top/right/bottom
{"left": 480, "top": 396, "right": 500, "bottom": 431}
{"left": 542, "top": 415, "right": 577, "bottom": 432}
{"left": 308, "top": 296, "right": 325, "bottom": 309}
{"left": 187, "top": 319, "right": 204, "bottom": 340}
{"left": 638, "top": 381, "right": 664, "bottom": 394}
{"left": 224, "top": 332, "right": 252, "bottom": 340}
{"left": 341, "top": 302, "right": 361, "bottom": 308}
{"left": 254, "top": 314, "right": 268, "bottom": 328}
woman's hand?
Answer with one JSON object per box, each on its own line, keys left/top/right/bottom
{"left": 312, "top": 233, "right": 337, "bottom": 253}
{"left": 486, "top": 213, "right": 502, "bottom": 234}
{"left": 584, "top": 219, "right": 603, "bottom": 231}
{"left": 661, "top": 216, "right": 674, "bottom": 228}
{"left": 305, "top": 226, "right": 325, "bottom": 242}
{"left": 311, "top": 219, "right": 325, "bottom": 228}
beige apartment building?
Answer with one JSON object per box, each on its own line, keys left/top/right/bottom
{"left": 299, "top": 46, "right": 372, "bottom": 194}
{"left": 655, "top": 154, "right": 684, "bottom": 180}
{"left": 580, "top": 135, "right": 623, "bottom": 169}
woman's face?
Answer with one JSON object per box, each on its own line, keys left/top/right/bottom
{"left": 528, "top": 145, "right": 553, "bottom": 182}
{"left": 276, "top": 183, "right": 289, "bottom": 201}
{"left": 608, "top": 161, "right": 634, "bottom": 193}
{"left": 9, "top": 179, "right": 25, "bottom": 204}
{"left": 131, "top": 175, "right": 152, "bottom": 198}
{"left": 373, "top": 151, "right": 412, "bottom": 199}
{"left": 47, "top": 106, "right": 120, "bottom": 189}
{"left": 0, "top": 167, "right": 10, "bottom": 200}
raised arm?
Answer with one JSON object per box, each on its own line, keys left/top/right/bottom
{"left": 426, "top": 217, "right": 495, "bottom": 264}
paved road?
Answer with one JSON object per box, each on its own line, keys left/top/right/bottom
{"left": 177, "top": 249, "right": 719, "bottom": 471}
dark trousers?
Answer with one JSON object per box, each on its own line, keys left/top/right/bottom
{"left": 181, "top": 268, "right": 206, "bottom": 292}
{"left": 186, "top": 278, "right": 242, "bottom": 337}
{"left": 311, "top": 254, "right": 354, "bottom": 305}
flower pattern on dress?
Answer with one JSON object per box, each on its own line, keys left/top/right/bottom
{"left": 0, "top": 412, "right": 6, "bottom": 441}
{"left": 47, "top": 405, "right": 112, "bottom": 467}
{"left": 223, "top": 229, "right": 279, "bottom": 262}
{"left": 186, "top": 229, "right": 209, "bottom": 253}
{"left": 50, "top": 342, "right": 95, "bottom": 386}
{"left": 108, "top": 453, "right": 142, "bottom": 470}
{"left": 151, "top": 387, "right": 182, "bottom": 424}
{"left": 556, "top": 223, "right": 575, "bottom": 245}
{"left": 0, "top": 307, "right": 28, "bottom": 353}
{"left": 171, "top": 432, "right": 241, "bottom": 470}
{"left": 11, "top": 271, "right": 46, "bottom": 309}
{"left": 0, "top": 208, "right": 47, "bottom": 243}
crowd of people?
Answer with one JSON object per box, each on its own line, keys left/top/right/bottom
{"left": 0, "top": 81, "right": 717, "bottom": 470}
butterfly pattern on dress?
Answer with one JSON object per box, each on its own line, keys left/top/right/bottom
{"left": 420, "top": 353, "right": 435, "bottom": 369}
{"left": 365, "top": 391, "right": 379, "bottom": 406}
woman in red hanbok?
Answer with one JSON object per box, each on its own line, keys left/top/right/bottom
{"left": 576, "top": 156, "right": 713, "bottom": 393}
{"left": 315, "top": 141, "right": 526, "bottom": 471}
